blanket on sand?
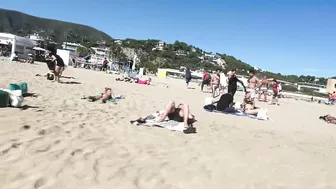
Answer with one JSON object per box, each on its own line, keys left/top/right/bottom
{"left": 130, "top": 111, "right": 196, "bottom": 134}
{"left": 203, "top": 105, "right": 268, "bottom": 120}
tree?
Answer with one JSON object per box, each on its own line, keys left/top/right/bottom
{"left": 109, "top": 44, "right": 127, "bottom": 62}
{"left": 77, "top": 46, "right": 93, "bottom": 57}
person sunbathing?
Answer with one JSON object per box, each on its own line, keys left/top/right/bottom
{"left": 82, "top": 87, "right": 115, "bottom": 103}
{"left": 243, "top": 92, "right": 260, "bottom": 116}
{"left": 136, "top": 78, "right": 152, "bottom": 85}
{"left": 319, "top": 115, "right": 336, "bottom": 124}
{"left": 116, "top": 76, "right": 133, "bottom": 83}
{"left": 157, "top": 101, "right": 195, "bottom": 130}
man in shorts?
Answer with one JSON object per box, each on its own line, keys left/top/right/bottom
{"left": 211, "top": 69, "right": 220, "bottom": 97}
{"left": 258, "top": 76, "right": 269, "bottom": 102}
{"left": 246, "top": 69, "right": 259, "bottom": 105}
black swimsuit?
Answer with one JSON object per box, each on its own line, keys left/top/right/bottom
{"left": 228, "top": 76, "right": 239, "bottom": 96}
{"left": 55, "top": 55, "right": 65, "bottom": 67}
{"left": 167, "top": 105, "right": 194, "bottom": 124}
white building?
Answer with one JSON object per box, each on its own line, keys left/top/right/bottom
{"left": 115, "top": 40, "right": 122, "bottom": 45}
{"left": 28, "top": 33, "right": 44, "bottom": 47}
{"left": 203, "top": 53, "right": 215, "bottom": 60}
{"left": 61, "top": 42, "right": 82, "bottom": 53}
{"left": 152, "top": 41, "right": 165, "bottom": 51}
{"left": 90, "top": 47, "right": 111, "bottom": 63}
{"left": 175, "top": 50, "right": 186, "bottom": 56}
{"left": 0, "top": 32, "right": 37, "bottom": 59}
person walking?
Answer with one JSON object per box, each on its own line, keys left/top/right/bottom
{"left": 185, "top": 68, "right": 192, "bottom": 88}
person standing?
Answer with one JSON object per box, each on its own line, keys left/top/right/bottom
{"left": 227, "top": 70, "right": 246, "bottom": 96}
{"left": 219, "top": 70, "right": 227, "bottom": 93}
{"left": 201, "top": 71, "right": 211, "bottom": 92}
{"left": 246, "top": 69, "right": 259, "bottom": 105}
{"left": 102, "top": 58, "right": 108, "bottom": 72}
{"left": 258, "top": 76, "right": 269, "bottom": 102}
{"left": 185, "top": 68, "right": 192, "bottom": 88}
{"left": 211, "top": 70, "right": 220, "bottom": 97}
{"left": 271, "top": 79, "right": 280, "bottom": 105}
{"left": 50, "top": 53, "right": 65, "bottom": 83}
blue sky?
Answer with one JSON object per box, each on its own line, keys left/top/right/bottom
{"left": 2, "top": 0, "right": 336, "bottom": 77}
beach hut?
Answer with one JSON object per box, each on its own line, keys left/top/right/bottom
{"left": 157, "top": 69, "right": 167, "bottom": 79}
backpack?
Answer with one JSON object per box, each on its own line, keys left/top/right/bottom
{"left": 278, "top": 83, "right": 282, "bottom": 91}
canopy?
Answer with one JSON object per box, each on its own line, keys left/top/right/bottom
{"left": 33, "top": 47, "right": 47, "bottom": 51}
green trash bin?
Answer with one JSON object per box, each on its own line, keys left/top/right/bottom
{"left": 0, "top": 90, "right": 9, "bottom": 108}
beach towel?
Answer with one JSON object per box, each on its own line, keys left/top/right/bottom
{"left": 203, "top": 105, "right": 268, "bottom": 120}
{"left": 130, "top": 111, "right": 196, "bottom": 134}
{"left": 91, "top": 93, "right": 125, "bottom": 103}
{"left": 108, "top": 96, "right": 125, "bottom": 103}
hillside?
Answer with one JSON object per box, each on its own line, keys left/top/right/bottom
{"left": 0, "top": 9, "right": 112, "bottom": 42}
{"left": 0, "top": 8, "right": 333, "bottom": 88}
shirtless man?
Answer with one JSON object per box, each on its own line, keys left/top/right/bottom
{"left": 211, "top": 70, "right": 220, "bottom": 97}
{"left": 246, "top": 69, "right": 259, "bottom": 104}
{"left": 258, "top": 76, "right": 269, "bottom": 102}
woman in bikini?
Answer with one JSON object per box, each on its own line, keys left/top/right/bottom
{"left": 158, "top": 101, "right": 196, "bottom": 131}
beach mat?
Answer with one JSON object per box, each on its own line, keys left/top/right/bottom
{"left": 130, "top": 111, "right": 196, "bottom": 134}
{"left": 203, "top": 105, "right": 268, "bottom": 121}
{"left": 108, "top": 96, "right": 125, "bottom": 103}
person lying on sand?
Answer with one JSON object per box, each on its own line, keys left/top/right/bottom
{"left": 158, "top": 101, "right": 196, "bottom": 130}
{"left": 136, "top": 78, "right": 152, "bottom": 85}
{"left": 81, "top": 87, "right": 115, "bottom": 103}
{"left": 116, "top": 76, "right": 133, "bottom": 83}
{"left": 243, "top": 92, "right": 262, "bottom": 116}
{"left": 319, "top": 115, "right": 336, "bottom": 124}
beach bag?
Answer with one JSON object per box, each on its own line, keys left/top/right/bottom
{"left": 0, "top": 90, "right": 9, "bottom": 108}
{"left": 8, "top": 90, "right": 24, "bottom": 107}
{"left": 47, "top": 73, "right": 54, "bottom": 80}
{"left": 0, "top": 89, "right": 23, "bottom": 107}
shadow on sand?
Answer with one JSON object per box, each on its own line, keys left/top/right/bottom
{"left": 60, "top": 81, "right": 81, "bottom": 85}
{"left": 61, "top": 76, "right": 76, "bottom": 79}
{"left": 23, "top": 93, "right": 38, "bottom": 98}
{"left": 19, "top": 105, "right": 40, "bottom": 111}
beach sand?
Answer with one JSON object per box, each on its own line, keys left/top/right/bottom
{"left": 1, "top": 61, "right": 336, "bottom": 189}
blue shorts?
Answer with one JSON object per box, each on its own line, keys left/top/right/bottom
{"left": 186, "top": 78, "right": 191, "bottom": 83}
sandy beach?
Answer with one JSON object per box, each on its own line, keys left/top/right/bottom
{"left": 1, "top": 61, "right": 336, "bottom": 189}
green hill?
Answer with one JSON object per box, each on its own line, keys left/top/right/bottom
{"left": 0, "top": 9, "right": 112, "bottom": 42}
{"left": 0, "top": 8, "right": 332, "bottom": 88}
